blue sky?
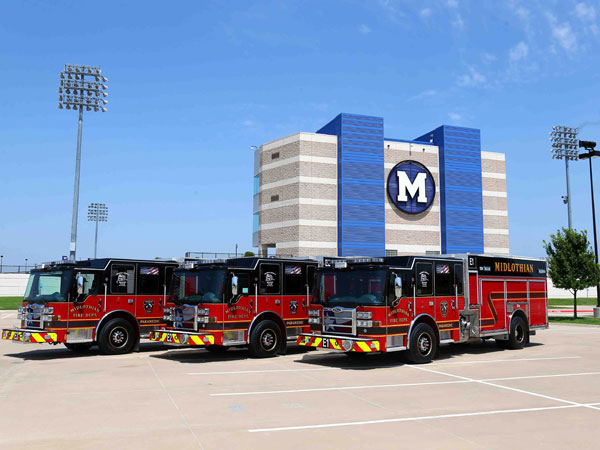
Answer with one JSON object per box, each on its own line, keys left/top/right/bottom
{"left": 1, "top": 0, "right": 600, "bottom": 265}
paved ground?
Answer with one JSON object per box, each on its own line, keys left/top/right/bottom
{"left": 2, "top": 312, "right": 600, "bottom": 449}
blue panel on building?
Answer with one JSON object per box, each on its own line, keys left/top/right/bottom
{"left": 317, "top": 114, "right": 385, "bottom": 257}
{"left": 415, "top": 126, "right": 484, "bottom": 254}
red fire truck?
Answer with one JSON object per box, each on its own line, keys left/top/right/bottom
{"left": 150, "top": 257, "right": 317, "bottom": 357}
{"left": 2, "top": 258, "right": 178, "bottom": 354}
{"left": 297, "top": 254, "right": 548, "bottom": 363}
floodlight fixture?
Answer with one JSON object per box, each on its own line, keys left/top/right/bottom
{"left": 59, "top": 64, "right": 108, "bottom": 261}
{"left": 550, "top": 125, "right": 578, "bottom": 229}
{"left": 88, "top": 202, "right": 108, "bottom": 258}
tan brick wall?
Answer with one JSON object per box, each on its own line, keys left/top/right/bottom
{"left": 261, "top": 204, "right": 336, "bottom": 224}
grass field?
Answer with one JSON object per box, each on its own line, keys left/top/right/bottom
{"left": 548, "top": 297, "right": 597, "bottom": 307}
{"left": 0, "top": 297, "right": 23, "bottom": 310}
{"left": 549, "top": 316, "right": 600, "bottom": 325}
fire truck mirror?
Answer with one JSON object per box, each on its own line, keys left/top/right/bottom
{"left": 393, "top": 274, "right": 402, "bottom": 299}
{"left": 231, "top": 275, "right": 239, "bottom": 296}
{"left": 76, "top": 274, "right": 85, "bottom": 296}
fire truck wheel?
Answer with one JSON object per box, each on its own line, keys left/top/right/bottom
{"left": 205, "top": 345, "right": 229, "bottom": 353}
{"left": 98, "top": 318, "right": 135, "bottom": 355}
{"left": 506, "top": 316, "right": 528, "bottom": 350}
{"left": 64, "top": 343, "right": 93, "bottom": 352}
{"left": 249, "top": 320, "right": 282, "bottom": 358}
{"left": 406, "top": 323, "right": 437, "bottom": 364}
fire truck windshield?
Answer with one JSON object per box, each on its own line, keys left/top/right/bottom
{"left": 171, "top": 269, "right": 226, "bottom": 305}
{"left": 314, "top": 268, "right": 387, "bottom": 307}
{"left": 23, "top": 270, "right": 73, "bottom": 303}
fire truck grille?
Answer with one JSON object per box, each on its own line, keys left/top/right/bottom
{"left": 173, "top": 306, "right": 197, "bottom": 331}
{"left": 23, "top": 304, "right": 43, "bottom": 330}
{"left": 323, "top": 307, "right": 356, "bottom": 336}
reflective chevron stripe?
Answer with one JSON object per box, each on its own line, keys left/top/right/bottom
{"left": 1, "top": 329, "right": 58, "bottom": 343}
{"left": 297, "top": 335, "right": 380, "bottom": 352}
{"left": 148, "top": 331, "right": 214, "bottom": 346}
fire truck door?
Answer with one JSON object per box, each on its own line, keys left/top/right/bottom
{"left": 282, "top": 264, "right": 309, "bottom": 339}
{"left": 433, "top": 263, "right": 458, "bottom": 336}
{"left": 135, "top": 264, "right": 164, "bottom": 332}
{"left": 257, "top": 263, "right": 283, "bottom": 316}
{"left": 107, "top": 264, "right": 136, "bottom": 316}
{"left": 68, "top": 271, "right": 103, "bottom": 343}
{"left": 224, "top": 271, "right": 253, "bottom": 344}
{"left": 386, "top": 270, "right": 413, "bottom": 346}
{"left": 414, "top": 262, "right": 435, "bottom": 318}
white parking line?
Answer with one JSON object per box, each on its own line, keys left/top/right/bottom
{"left": 409, "top": 365, "right": 600, "bottom": 412}
{"left": 188, "top": 368, "right": 340, "bottom": 375}
{"left": 248, "top": 404, "right": 583, "bottom": 432}
{"left": 431, "top": 356, "right": 581, "bottom": 365}
{"left": 213, "top": 371, "right": 600, "bottom": 397}
{"left": 1, "top": 314, "right": 14, "bottom": 319}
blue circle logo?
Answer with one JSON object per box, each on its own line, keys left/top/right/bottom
{"left": 387, "top": 161, "right": 435, "bottom": 214}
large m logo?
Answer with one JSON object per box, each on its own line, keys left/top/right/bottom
{"left": 397, "top": 171, "right": 428, "bottom": 203}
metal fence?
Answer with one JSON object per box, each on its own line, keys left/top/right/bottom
{"left": 0, "top": 265, "right": 36, "bottom": 274}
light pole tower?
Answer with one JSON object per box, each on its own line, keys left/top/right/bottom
{"left": 550, "top": 125, "right": 579, "bottom": 229}
{"left": 58, "top": 64, "right": 108, "bottom": 261}
{"left": 87, "top": 203, "right": 108, "bottom": 259}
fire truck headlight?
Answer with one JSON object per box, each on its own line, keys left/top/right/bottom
{"left": 42, "top": 315, "right": 53, "bottom": 322}
{"left": 308, "top": 309, "right": 320, "bottom": 317}
{"left": 356, "top": 311, "right": 372, "bottom": 320}
{"left": 42, "top": 307, "right": 54, "bottom": 314}
{"left": 357, "top": 320, "right": 372, "bottom": 328}
{"left": 18, "top": 306, "right": 23, "bottom": 314}
{"left": 197, "top": 316, "right": 210, "bottom": 324}
{"left": 308, "top": 317, "right": 321, "bottom": 324}
{"left": 198, "top": 308, "right": 209, "bottom": 316}
{"left": 342, "top": 340, "right": 353, "bottom": 351}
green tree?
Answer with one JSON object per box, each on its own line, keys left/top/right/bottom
{"left": 243, "top": 251, "right": 255, "bottom": 257}
{"left": 543, "top": 228, "right": 600, "bottom": 318}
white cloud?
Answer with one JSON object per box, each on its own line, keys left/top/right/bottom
{"left": 242, "top": 120, "right": 255, "bottom": 127}
{"left": 358, "top": 24, "right": 371, "bottom": 35}
{"left": 574, "top": 3, "right": 596, "bottom": 22}
{"left": 509, "top": 41, "right": 529, "bottom": 62}
{"left": 452, "top": 13, "right": 464, "bottom": 29}
{"left": 457, "top": 67, "right": 486, "bottom": 87}
{"left": 546, "top": 12, "right": 577, "bottom": 51}
{"left": 447, "top": 0, "right": 458, "bottom": 7}
{"left": 448, "top": 112, "right": 463, "bottom": 122}
{"left": 420, "top": 8, "right": 432, "bottom": 19}
{"left": 408, "top": 89, "right": 437, "bottom": 101}
{"left": 482, "top": 52, "right": 497, "bottom": 64}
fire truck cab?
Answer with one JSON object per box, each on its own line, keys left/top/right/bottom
{"left": 2, "top": 258, "right": 178, "bottom": 354}
{"left": 151, "top": 257, "right": 317, "bottom": 357}
{"left": 298, "top": 254, "right": 548, "bottom": 363}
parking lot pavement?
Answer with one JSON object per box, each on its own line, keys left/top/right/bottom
{"left": 2, "top": 314, "right": 600, "bottom": 449}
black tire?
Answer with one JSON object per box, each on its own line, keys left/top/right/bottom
{"left": 406, "top": 323, "right": 437, "bottom": 364}
{"left": 505, "top": 316, "right": 528, "bottom": 349}
{"left": 248, "top": 320, "right": 282, "bottom": 358}
{"left": 98, "top": 318, "right": 136, "bottom": 355}
{"left": 64, "top": 343, "right": 93, "bottom": 352}
{"left": 205, "top": 345, "right": 229, "bottom": 353}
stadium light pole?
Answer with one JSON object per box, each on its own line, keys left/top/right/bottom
{"left": 58, "top": 64, "right": 108, "bottom": 261}
{"left": 0, "top": 255, "right": 3, "bottom": 273}
{"left": 578, "top": 140, "right": 600, "bottom": 316}
{"left": 87, "top": 203, "right": 108, "bottom": 259}
{"left": 550, "top": 125, "right": 579, "bottom": 229}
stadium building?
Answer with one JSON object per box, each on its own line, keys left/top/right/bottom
{"left": 253, "top": 113, "right": 508, "bottom": 257}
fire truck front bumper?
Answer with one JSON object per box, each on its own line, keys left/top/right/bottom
{"left": 297, "top": 333, "right": 380, "bottom": 352}
{"left": 149, "top": 330, "right": 215, "bottom": 346}
{"left": 2, "top": 328, "right": 58, "bottom": 344}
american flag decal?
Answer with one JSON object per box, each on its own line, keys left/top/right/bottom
{"left": 140, "top": 266, "right": 159, "bottom": 275}
{"left": 436, "top": 264, "right": 450, "bottom": 274}
{"left": 285, "top": 265, "right": 302, "bottom": 275}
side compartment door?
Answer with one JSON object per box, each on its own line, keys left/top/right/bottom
{"left": 528, "top": 280, "right": 547, "bottom": 327}
{"left": 479, "top": 279, "right": 506, "bottom": 334}
{"left": 506, "top": 280, "right": 528, "bottom": 328}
